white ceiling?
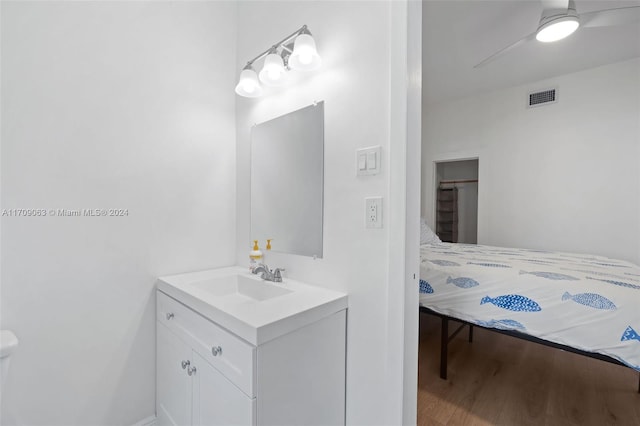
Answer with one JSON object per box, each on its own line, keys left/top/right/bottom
{"left": 423, "top": 0, "right": 640, "bottom": 104}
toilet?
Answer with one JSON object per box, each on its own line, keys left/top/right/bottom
{"left": 0, "top": 330, "right": 18, "bottom": 393}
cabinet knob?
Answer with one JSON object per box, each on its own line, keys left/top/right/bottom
{"left": 181, "top": 360, "right": 190, "bottom": 370}
{"left": 211, "top": 346, "right": 222, "bottom": 357}
{"left": 187, "top": 365, "right": 197, "bottom": 376}
{"left": 166, "top": 313, "right": 174, "bottom": 320}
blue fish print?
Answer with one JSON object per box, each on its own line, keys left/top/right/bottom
{"left": 476, "top": 319, "right": 526, "bottom": 332}
{"left": 446, "top": 276, "right": 479, "bottom": 289}
{"left": 562, "top": 292, "right": 616, "bottom": 310}
{"left": 621, "top": 326, "right": 640, "bottom": 342}
{"left": 586, "top": 261, "right": 628, "bottom": 268}
{"left": 562, "top": 268, "right": 622, "bottom": 278}
{"left": 586, "top": 277, "right": 640, "bottom": 290}
{"left": 519, "top": 271, "right": 579, "bottom": 281}
{"left": 481, "top": 294, "right": 542, "bottom": 312}
{"left": 470, "top": 258, "right": 502, "bottom": 263}
{"left": 521, "top": 259, "right": 555, "bottom": 264}
{"left": 429, "top": 259, "right": 460, "bottom": 267}
{"left": 468, "top": 262, "right": 511, "bottom": 268}
{"left": 419, "top": 279, "right": 434, "bottom": 294}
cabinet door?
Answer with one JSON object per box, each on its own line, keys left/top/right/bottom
{"left": 157, "top": 322, "right": 193, "bottom": 426}
{"left": 191, "top": 352, "right": 255, "bottom": 426}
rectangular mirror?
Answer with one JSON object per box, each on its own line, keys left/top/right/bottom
{"left": 250, "top": 102, "right": 324, "bottom": 258}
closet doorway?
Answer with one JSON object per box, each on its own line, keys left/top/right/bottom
{"left": 435, "top": 159, "right": 478, "bottom": 244}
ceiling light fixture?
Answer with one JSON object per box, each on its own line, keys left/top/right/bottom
{"left": 536, "top": 1, "right": 580, "bottom": 43}
{"left": 235, "top": 25, "right": 321, "bottom": 98}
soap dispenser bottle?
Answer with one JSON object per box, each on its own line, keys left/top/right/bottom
{"left": 249, "top": 240, "right": 263, "bottom": 271}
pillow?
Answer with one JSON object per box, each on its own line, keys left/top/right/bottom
{"left": 420, "top": 217, "right": 441, "bottom": 245}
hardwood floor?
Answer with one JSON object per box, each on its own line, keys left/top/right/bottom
{"left": 417, "top": 314, "right": 640, "bottom": 426}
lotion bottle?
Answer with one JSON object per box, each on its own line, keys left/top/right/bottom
{"left": 249, "top": 240, "right": 263, "bottom": 271}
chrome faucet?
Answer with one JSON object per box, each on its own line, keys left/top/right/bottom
{"left": 252, "top": 264, "right": 285, "bottom": 282}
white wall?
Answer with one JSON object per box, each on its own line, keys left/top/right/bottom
{"left": 234, "top": 1, "right": 411, "bottom": 424}
{"left": 1, "top": 2, "right": 237, "bottom": 424}
{"left": 422, "top": 58, "right": 640, "bottom": 264}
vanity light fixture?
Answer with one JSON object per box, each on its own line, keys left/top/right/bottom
{"left": 235, "top": 25, "right": 321, "bottom": 98}
{"left": 258, "top": 49, "right": 288, "bottom": 87}
{"left": 289, "top": 29, "right": 322, "bottom": 71}
{"left": 235, "top": 65, "right": 263, "bottom": 98}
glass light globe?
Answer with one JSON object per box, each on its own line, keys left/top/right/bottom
{"left": 289, "top": 34, "right": 322, "bottom": 71}
{"left": 259, "top": 53, "right": 288, "bottom": 87}
{"left": 235, "top": 68, "right": 263, "bottom": 98}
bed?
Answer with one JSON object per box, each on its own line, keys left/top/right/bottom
{"left": 419, "top": 242, "right": 640, "bottom": 391}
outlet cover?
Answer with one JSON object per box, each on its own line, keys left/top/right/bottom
{"left": 365, "top": 197, "right": 383, "bottom": 229}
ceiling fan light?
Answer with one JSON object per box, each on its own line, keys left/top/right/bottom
{"left": 536, "top": 16, "right": 580, "bottom": 42}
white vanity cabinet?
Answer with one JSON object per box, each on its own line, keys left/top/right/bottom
{"left": 156, "top": 320, "right": 254, "bottom": 426}
{"left": 156, "top": 287, "right": 347, "bottom": 426}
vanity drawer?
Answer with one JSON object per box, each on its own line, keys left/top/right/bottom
{"left": 157, "top": 291, "right": 256, "bottom": 397}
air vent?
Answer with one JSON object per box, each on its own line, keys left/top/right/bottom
{"left": 528, "top": 88, "right": 557, "bottom": 108}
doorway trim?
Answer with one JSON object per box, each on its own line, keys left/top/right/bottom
{"left": 401, "top": 0, "right": 422, "bottom": 424}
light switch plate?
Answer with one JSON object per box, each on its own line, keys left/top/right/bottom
{"left": 358, "top": 153, "right": 367, "bottom": 171}
{"left": 365, "top": 197, "right": 383, "bottom": 228}
{"left": 356, "top": 146, "right": 381, "bottom": 176}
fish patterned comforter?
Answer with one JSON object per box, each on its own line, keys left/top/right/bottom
{"left": 419, "top": 243, "right": 640, "bottom": 371}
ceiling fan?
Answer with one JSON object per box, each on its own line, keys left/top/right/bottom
{"left": 474, "top": 0, "right": 640, "bottom": 68}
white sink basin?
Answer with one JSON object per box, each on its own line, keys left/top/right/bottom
{"left": 157, "top": 266, "right": 348, "bottom": 345}
{"left": 190, "top": 274, "right": 292, "bottom": 301}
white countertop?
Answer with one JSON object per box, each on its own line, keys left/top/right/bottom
{"left": 157, "top": 266, "right": 348, "bottom": 346}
